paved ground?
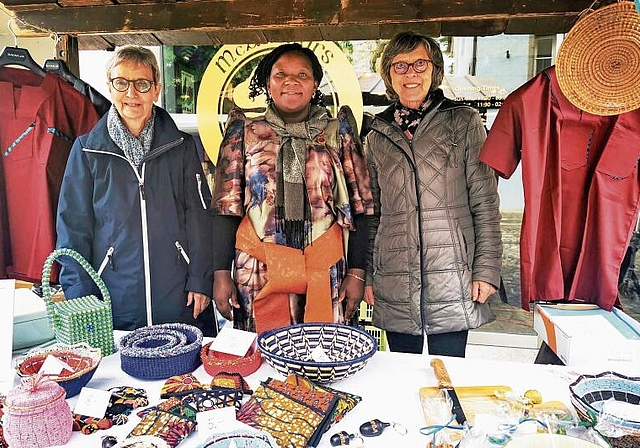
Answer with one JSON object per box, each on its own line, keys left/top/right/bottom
{"left": 477, "top": 211, "right": 640, "bottom": 337}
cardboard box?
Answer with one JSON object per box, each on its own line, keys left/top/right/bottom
{"left": 533, "top": 304, "right": 640, "bottom": 366}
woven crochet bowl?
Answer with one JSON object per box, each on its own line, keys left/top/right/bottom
{"left": 569, "top": 371, "right": 640, "bottom": 437}
{"left": 257, "top": 323, "right": 377, "bottom": 384}
{"left": 201, "top": 339, "right": 262, "bottom": 377}
{"left": 15, "top": 342, "right": 101, "bottom": 398}
{"left": 119, "top": 323, "right": 203, "bottom": 380}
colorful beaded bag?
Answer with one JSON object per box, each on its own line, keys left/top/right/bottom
{"left": 42, "top": 248, "right": 115, "bottom": 356}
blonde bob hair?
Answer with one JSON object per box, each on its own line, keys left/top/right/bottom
{"left": 106, "top": 46, "right": 161, "bottom": 84}
{"left": 379, "top": 31, "right": 444, "bottom": 101}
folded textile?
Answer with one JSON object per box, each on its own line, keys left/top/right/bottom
{"left": 73, "top": 386, "right": 149, "bottom": 433}
{"left": 237, "top": 378, "right": 338, "bottom": 448}
{"left": 131, "top": 397, "right": 197, "bottom": 448}
{"left": 180, "top": 389, "right": 244, "bottom": 413}
{"left": 281, "top": 374, "right": 361, "bottom": 426}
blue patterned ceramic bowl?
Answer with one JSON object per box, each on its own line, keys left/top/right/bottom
{"left": 569, "top": 371, "right": 640, "bottom": 436}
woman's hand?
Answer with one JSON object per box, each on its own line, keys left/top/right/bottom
{"left": 471, "top": 280, "right": 496, "bottom": 304}
{"left": 364, "top": 285, "right": 375, "bottom": 306}
{"left": 339, "top": 268, "right": 366, "bottom": 321}
{"left": 213, "top": 270, "right": 239, "bottom": 321}
{"left": 187, "top": 291, "right": 211, "bottom": 319}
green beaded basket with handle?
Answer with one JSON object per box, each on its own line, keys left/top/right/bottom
{"left": 42, "top": 248, "right": 115, "bottom": 356}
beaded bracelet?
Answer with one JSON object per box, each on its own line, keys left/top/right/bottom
{"left": 346, "top": 272, "right": 365, "bottom": 282}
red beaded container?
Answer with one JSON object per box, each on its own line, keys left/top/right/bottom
{"left": 3, "top": 374, "right": 73, "bottom": 448}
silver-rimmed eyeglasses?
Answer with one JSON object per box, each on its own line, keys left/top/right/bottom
{"left": 109, "top": 77, "right": 155, "bottom": 93}
{"left": 391, "top": 59, "right": 431, "bottom": 75}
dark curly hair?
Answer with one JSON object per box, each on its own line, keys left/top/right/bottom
{"left": 248, "top": 43, "right": 324, "bottom": 106}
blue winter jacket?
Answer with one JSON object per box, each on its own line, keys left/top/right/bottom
{"left": 56, "top": 106, "right": 216, "bottom": 336}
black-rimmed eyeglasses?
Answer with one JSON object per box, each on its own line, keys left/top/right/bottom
{"left": 109, "top": 77, "right": 155, "bottom": 93}
{"left": 391, "top": 59, "right": 431, "bottom": 75}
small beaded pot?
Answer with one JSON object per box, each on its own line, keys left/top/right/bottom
{"left": 3, "top": 374, "right": 73, "bottom": 448}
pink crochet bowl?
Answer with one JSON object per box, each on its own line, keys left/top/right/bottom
{"left": 3, "top": 373, "right": 73, "bottom": 448}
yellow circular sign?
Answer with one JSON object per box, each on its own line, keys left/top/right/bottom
{"left": 196, "top": 42, "right": 363, "bottom": 164}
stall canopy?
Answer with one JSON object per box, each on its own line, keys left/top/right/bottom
{"left": 0, "top": 0, "right": 619, "bottom": 50}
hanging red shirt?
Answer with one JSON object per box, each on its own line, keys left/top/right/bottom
{"left": 0, "top": 67, "right": 99, "bottom": 282}
{"left": 479, "top": 66, "right": 640, "bottom": 311}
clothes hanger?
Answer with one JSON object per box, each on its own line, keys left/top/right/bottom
{"left": 0, "top": 18, "right": 46, "bottom": 77}
{"left": 43, "top": 33, "right": 79, "bottom": 83}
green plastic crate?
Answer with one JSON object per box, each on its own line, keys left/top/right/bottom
{"left": 364, "top": 325, "right": 387, "bottom": 351}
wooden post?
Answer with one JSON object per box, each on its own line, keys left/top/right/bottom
{"left": 55, "top": 34, "right": 80, "bottom": 77}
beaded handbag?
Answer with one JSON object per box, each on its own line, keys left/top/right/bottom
{"left": 42, "top": 248, "right": 115, "bottom": 356}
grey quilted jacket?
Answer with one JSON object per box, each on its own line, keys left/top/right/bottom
{"left": 364, "top": 90, "right": 502, "bottom": 336}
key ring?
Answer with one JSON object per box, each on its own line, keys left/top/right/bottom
{"left": 359, "top": 419, "right": 408, "bottom": 437}
{"left": 330, "top": 431, "right": 364, "bottom": 446}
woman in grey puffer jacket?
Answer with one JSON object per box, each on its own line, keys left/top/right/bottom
{"left": 364, "top": 31, "right": 502, "bottom": 357}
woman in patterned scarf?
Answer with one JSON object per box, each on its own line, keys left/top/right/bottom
{"left": 363, "top": 32, "right": 502, "bottom": 357}
{"left": 211, "top": 43, "right": 374, "bottom": 334}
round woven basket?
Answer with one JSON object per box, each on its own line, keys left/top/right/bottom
{"left": 569, "top": 370, "right": 640, "bottom": 442}
{"left": 556, "top": 1, "right": 640, "bottom": 116}
{"left": 15, "top": 343, "right": 101, "bottom": 398}
{"left": 200, "top": 340, "right": 262, "bottom": 377}
{"left": 257, "top": 323, "right": 377, "bottom": 384}
{"left": 119, "top": 323, "right": 203, "bottom": 380}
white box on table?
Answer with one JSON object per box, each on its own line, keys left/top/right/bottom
{"left": 533, "top": 303, "right": 640, "bottom": 366}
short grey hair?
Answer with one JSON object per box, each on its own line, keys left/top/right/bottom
{"left": 106, "top": 46, "right": 160, "bottom": 84}
{"left": 379, "top": 31, "right": 444, "bottom": 101}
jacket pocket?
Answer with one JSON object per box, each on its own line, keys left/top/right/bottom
{"left": 4, "top": 122, "right": 35, "bottom": 160}
{"left": 455, "top": 223, "right": 470, "bottom": 268}
{"left": 595, "top": 125, "right": 640, "bottom": 180}
{"left": 560, "top": 121, "right": 592, "bottom": 171}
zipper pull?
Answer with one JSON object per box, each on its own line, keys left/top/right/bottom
{"left": 139, "top": 183, "right": 146, "bottom": 200}
{"left": 175, "top": 241, "right": 190, "bottom": 265}
{"left": 97, "top": 246, "right": 115, "bottom": 277}
{"left": 195, "top": 173, "right": 207, "bottom": 209}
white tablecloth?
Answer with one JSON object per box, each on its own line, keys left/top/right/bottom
{"left": 11, "top": 332, "right": 638, "bottom": 448}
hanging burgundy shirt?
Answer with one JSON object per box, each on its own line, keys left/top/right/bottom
{"left": 0, "top": 67, "right": 99, "bottom": 282}
{"left": 479, "top": 66, "right": 640, "bottom": 311}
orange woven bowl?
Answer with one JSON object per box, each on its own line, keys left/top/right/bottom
{"left": 16, "top": 343, "right": 101, "bottom": 398}
{"left": 200, "top": 340, "right": 262, "bottom": 377}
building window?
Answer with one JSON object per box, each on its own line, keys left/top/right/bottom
{"left": 530, "top": 35, "right": 556, "bottom": 77}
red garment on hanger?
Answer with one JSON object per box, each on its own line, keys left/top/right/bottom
{"left": 480, "top": 66, "right": 640, "bottom": 311}
{"left": 0, "top": 67, "right": 99, "bottom": 282}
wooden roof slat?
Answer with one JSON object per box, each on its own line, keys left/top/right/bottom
{"left": 154, "top": 30, "right": 215, "bottom": 45}
{"left": 76, "top": 34, "right": 115, "bottom": 50}
{"left": 57, "top": 0, "right": 112, "bottom": 6}
{"left": 2, "top": 0, "right": 619, "bottom": 48}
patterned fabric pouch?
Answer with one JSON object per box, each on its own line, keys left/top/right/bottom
{"left": 282, "top": 374, "right": 361, "bottom": 426}
{"left": 209, "top": 372, "right": 253, "bottom": 395}
{"left": 131, "top": 397, "right": 197, "bottom": 448}
{"left": 73, "top": 386, "right": 149, "bottom": 433}
{"left": 180, "top": 389, "right": 244, "bottom": 412}
{"left": 161, "top": 374, "right": 205, "bottom": 398}
{"left": 237, "top": 379, "right": 337, "bottom": 448}
{"left": 264, "top": 378, "right": 338, "bottom": 446}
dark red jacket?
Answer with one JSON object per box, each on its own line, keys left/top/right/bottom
{"left": 480, "top": 66, "right": 640, "bottom": 311}
{"left": 0, "top": 68, "right": 99, "bottom": 282}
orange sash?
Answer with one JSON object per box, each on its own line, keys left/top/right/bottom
{"left": 235, "top": 217, "right": 344, "bottom": 334}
